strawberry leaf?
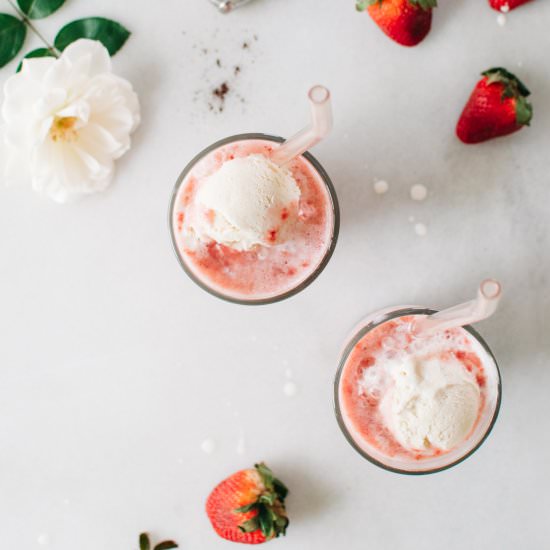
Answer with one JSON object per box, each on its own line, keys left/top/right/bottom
{"left": 259, "top": 493, "right": 276, "bottom": 505}
{"left": 275, "top": 515, "right": 289, "bottom": 531}
{"left": 482, "top": 67, "right": 531, "bottom": 97}
{"left": 410, "top": 0, "right": 438, "bottom": 9}
{"left": 239, "top": 517, "right": 260, "bottom": 533}
{"left": 235, "top": 502, "right": 259, "bottom": 513}
{"left": 139, "top": 533, "right": 151, "bottom": 550}
{"left": 273, "top": 479, "right": 288, "bottom": 499}
{"left": 515, "top": 96, "right": 533, "bottom": 126}
{"left": 258, "top": 507, "right": 274, "bottom": 539}
{"left": 255, "top": 463, "right": 273, "bottom": 486}
{"left": 358, "top": 0, "right": 437, "bottom": 8}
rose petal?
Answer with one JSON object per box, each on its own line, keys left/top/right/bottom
{"left": 78, "top": 122, "right": 125, "bottom": 158}
{"left": 33, "top": 88, "right": 67, "bottom": 119}
{"left": 61, "top": 39, "right": 111, "bottom": 78}
{"left": 18, "top": 57, "right": 56, "bottom": 83}
{"left": 56, "top": 99, "right": 91, "bottom": 126}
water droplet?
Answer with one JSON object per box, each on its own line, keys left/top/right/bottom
{"left": 414, "top": 223, "right": 428, "bottom": 237}
{"left": 37, "top": 534, "right": 50, "bottom": 546}
{"left": 410, "top": 184, "right": 428, "bottom": 201}
{"left": 283, "top": 381, "right": 297, "bottom": 397}
{"left": 373, "top": 179, "right": 389, "bottom": 194}
{"left": 201, "top": 438, "right": 216, "bottom": 454}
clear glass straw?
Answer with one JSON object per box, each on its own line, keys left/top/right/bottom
{"left": 271, "top": 85, "right": 333, "bottom": 166}
{"left": 413, "top": 279, "right": 502, "bottom": 336}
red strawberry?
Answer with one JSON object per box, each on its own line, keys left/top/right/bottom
{"left": 456, "top": 67, "right": 533, "bottom": 144}
{"left": 489, "top": 0, "right": 532, "bottom": 12}
{"left": 206, "top": 463, "right": 289, "bottom": 544}
{"left": 356, "top": 0, "right": 437, "bottom": 47}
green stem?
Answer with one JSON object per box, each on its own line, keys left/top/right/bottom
{"left": 6, "top": 0, "right": 60, "bottom": 57}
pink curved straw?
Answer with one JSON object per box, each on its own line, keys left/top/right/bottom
{"left": 271, "top": 85, "right": 333, "bottom": 166}
{"left": 413, "top": 279, "right": 502, "bottom": 336}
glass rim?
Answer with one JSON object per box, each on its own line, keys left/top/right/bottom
{"left": 333, "top": 306, "right": 502, "bottom": 475}
{"left": 168, "top": 133, "right": 340, "bottom": 306}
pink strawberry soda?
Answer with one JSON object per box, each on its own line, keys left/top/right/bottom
{"left": 335, "top": 307, "right": 501, "bottom": 474}
{"left": 170, "top": 135, "right": 339, "bottom": 303}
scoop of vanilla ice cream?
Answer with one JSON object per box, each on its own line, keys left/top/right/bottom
{"left": 380, "top": 355, "right": 480, "bottom": 451}
{"left": 194, "top": 154, "right": 301, "bottom": 250}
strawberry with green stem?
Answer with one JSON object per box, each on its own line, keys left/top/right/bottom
{"left": 139, "top": 532, "right": 178, "bottom": 550}
{"left": 206, "top": 462, "right": 289, "bottom": 544}
{"left": 356, "top": 0, "right": 437, "bottom": 47}
{"left": 456, "top": 67, "right": 533, "bottom": 144}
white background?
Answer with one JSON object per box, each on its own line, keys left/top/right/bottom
{"left": 1, "top": 0, "right": 549, "bottom": 548}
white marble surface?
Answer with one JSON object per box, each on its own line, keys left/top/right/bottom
{"left": 1, "top": 0, "right": 549, "bottom": 548}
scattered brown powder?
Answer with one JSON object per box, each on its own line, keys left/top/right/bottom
{"left": 190, "top": 33, "right": 257, "bottom": 114}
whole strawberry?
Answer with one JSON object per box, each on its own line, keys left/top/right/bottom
{"left": 206, "top": 462, "right": 289, "bottom": 544}
{"left": 356, "top": 0, "right": 437, "bottom": 47}
{"left": 456, "top": 67, "right": 533, "bottom": 144}
{"left": 489, "top": 0, "right": 533, "bottom": 12}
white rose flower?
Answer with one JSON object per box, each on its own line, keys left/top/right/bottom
{"left": 1, "top": 39, "right": 140, "bottom": 203}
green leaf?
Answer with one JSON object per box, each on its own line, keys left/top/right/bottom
{"left": 235, "top": 502, "right": 259, "bottom": 514}
{"left": 275, "top": 515, "right": 289, "bottom": 530}
{"left": 258, "top": 507, "right": 274, "bottom": 539}
{"left": 54, "top": 17, "right": 130, "bottom": 55}
{"left": 359, "top": 0, "right": 436, "bottom": 8}
{"left": 0, "top": 14, "right": 26, "bottom": 68}
{"left": 17, "top": 0, "right": 65, "bottom": 19}
{"left": 273, "top": 479, "right": 288, "bottom": 500}
{"left": 139, "top": 533, "right": 151, "bottom": 550}
{"left": 255, "top": 463, "right": 274, "bottom": 488}
{"left": 153, "top": 542, "right": 178, "bottom": 550}
{"left": 483, "top": 67, "right": 531, "bottom": 97}
{"left": 515, "top": 96, "right": 533, "bottom": 126}
{"left": 410, "top": 0, "right": 438, "bottom": 9}
{"left": 259, "top": 493, "right": 276, "bottom": 506}
{"left": 16, "top": 47, "right": 56, "bottom": 72}
{"left": 239, "top": 517, "right": 260, "bottom": 533}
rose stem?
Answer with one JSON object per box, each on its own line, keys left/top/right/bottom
{"left": 7, "top": 0, "right": 60, "bottom": 57}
